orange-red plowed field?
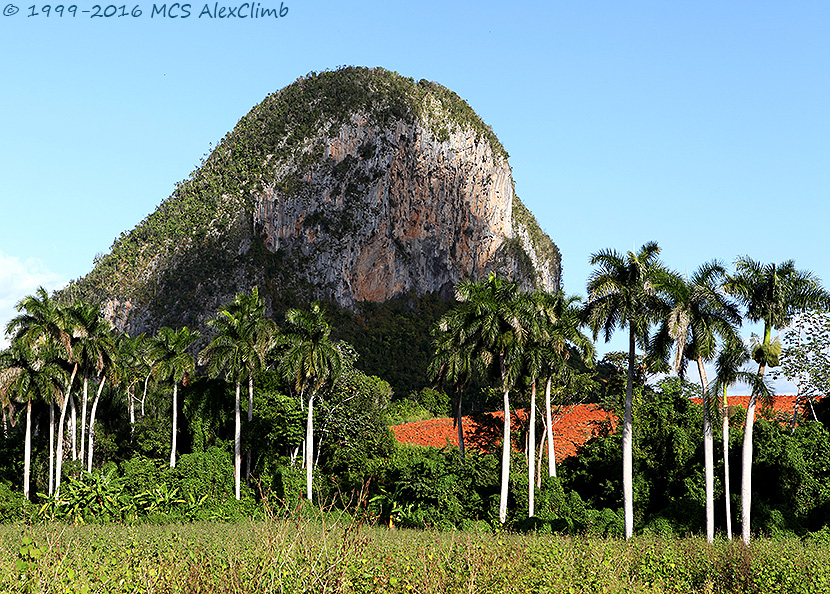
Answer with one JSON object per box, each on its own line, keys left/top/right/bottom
{"left": 392, "top": 395, "right": 818, "bottom": 461}
{"left": 391, "top": 404, "right": 614, "bottom": 462}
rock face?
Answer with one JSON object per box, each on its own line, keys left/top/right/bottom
{"left": 69, "top": 67, "right": 561, "bottom": 334}
{"left": 254, "top": 112, "right": 554, "bottom": 308}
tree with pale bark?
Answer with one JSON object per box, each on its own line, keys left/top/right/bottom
{"left": 0, "top": 339, "right": 66, "bottom": 500}
{"left": 723, "top": 257, "right": 830, "bottom": 545}
{"left": 278, "top": 302, "right": 343, "bottom": 503}
{"left": 651, "top": 261, "right": 741, "bottom": 542}
{"left": 584, "top": 241, "right": 674, "bottom": 539}
{"left": 709, "top": 337, "right": 771, "bottom": 540}
{"left": 437, "top": 274, "right": 533, "bottom": 524}
{"left": 150, "top": 326, "right": 199, "bottom": 468}
{"left": 200, "top": 287, "right": 276, "bottom": 500}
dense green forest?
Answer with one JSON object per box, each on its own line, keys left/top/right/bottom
{"left": 3, "top": 243, "right": 830, "bottom": 548}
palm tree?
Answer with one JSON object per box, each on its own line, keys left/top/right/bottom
{"left": 584, "top": 241, "right": 673, "bottom": 539}
{"left": 67, "top": 302, "right": 114, "bottom": 469}
{"left": 115, "top": 333, "right": 143, "bottom": 429}
{"left": 0, "top": 340, "right": 66, "bottom": 500}
{"left": 5, "top": 287, "right": 76, "bottom": 494}
{"left": 723, "top": 257, "right": 830, "bottom": 545}
{"left": 709, "top": 338, "right": 772, "bottom": 541}
{"left": 278, "top": 302, "right": 343, "bottom": 502}
{"left": 652, "top": 261, "right": 741, "bottom": 542}
{"left": 200, "top": 288, "right": 276, "bottom": 500}
{"left": 532, "top": 291, "right": 594, "bottom": 480}
{"left": 439, "top": 274, "right": 533, "bottom": 524}
{"left": 220, "top": 287, "right": 276, "bottom": 481}
{"left": 150, "top": 326, "right": 199, "bottom": 468}
{"left": 428, "top": 318, "right": 474, "bottom": 463}
{"left": 84, "top": 326, "right": 116, "bottom": 474}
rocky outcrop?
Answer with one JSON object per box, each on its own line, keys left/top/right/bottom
{"left": 252, "top": 110, "right": 554, "bottom": 308}
{"left": 70, "top": 67, "right": 560, "bottom": 335}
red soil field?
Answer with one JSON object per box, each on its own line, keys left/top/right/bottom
{"left": 391, "top": 403, "right": 614, "bottom": 462}
{"left": 391, "top": 395, "right": 819, "bottom": 461}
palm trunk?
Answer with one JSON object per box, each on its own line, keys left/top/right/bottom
{"left": 55, "top": 363, "right": 77, "bottom": 496}
{"left": 169, "top": 383, "right": 178, "bottom": 468}
{"left": 723, "top": 385, "right": 732, "bottom": 540}
{"left": 70, "top": 395, "right": 77, "bottom": 460}
{"left": 536, "top": 420, "right": 546, "bottom": 488}
{"left": 129, "top": 385, "right": 135, "bottom": 429}
{"left": 246, "top": 375, "right": 253, "bottom": 485}
{"left": 234, "top": 380, "right": 241, "bottom": 500}
{"left": 142, "top": 373, "right": 150, "bottom": 418}
{"left": 48, "top": 402, "right": 55, "bottom": 496}
{"left": 498, "top": 361, "right": 511, "bottom": 524}
{"left": 456, "top": 390, "right": 465, "bottom": 464}
{"left": 306, "top": 393, "right": 315, "bottom": 501}
{"left": 24, "top": 400, "right": 32, "bottom": 500}
{"left": 87, "top": 376, "right": 106, "bottom": 473}
{"left": 79, "top": 376, "right": 88, "bottom": 467}
{"left": 698, "top": 357, "right": 714, "bottom": 543}
{"left": 545, "top": 376, "right": 556, "bottom": 478}
{"left": 741, "top": 389, "right": 758, "bottom": 546}
{"left": 528, "top": 381, "right": 536, "bottom": 517}
{"left": 622, "top": 330, "right": 635, "bottom": 540}
{"left": 742, "top": 324, "right": 770, "bottom": 546}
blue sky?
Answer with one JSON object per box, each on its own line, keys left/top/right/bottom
{"left": 2, "top": 2, "right": 829, "bottom": 392}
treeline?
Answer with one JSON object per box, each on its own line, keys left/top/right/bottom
{"left": 3, "top": 243, "right": 830, "bottom": 544}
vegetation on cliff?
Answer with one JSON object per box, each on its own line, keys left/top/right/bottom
{"left": 63, "top": 67, "right": 530, "bottom": 311}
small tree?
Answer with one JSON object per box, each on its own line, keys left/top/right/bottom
{"left": 775, "top": 310, "right": 830, "bottom": 431}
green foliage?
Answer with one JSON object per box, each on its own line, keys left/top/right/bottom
{"left": 173, "top": 446, "right": 237, "bottom": 505}
{"left": 370, "top": 444, "right": 499, "bottom": 529}
{"left": 562, "top": 378, "right": 705, "bottom": 534}
{"left": 0, "top": 482, "right": 33, "bottom": 523}
{"left": 383, "top": 397, "right": 435, "bottom": 426}
{"left": 130, "top": 416, "right": 171, "bottom": 460}
{"left": 330, "top": 291, "right": 453, "bottom": 398}
{"left": 40, "top": 467, "right": 132, "bottom": 524}
{"left": 8, "top": 521, "right": 830, "bottom": 593}
{"left": 749, "top": 418, "right": 830, "bottom": 534}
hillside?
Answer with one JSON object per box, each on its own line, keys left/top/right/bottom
{"left": 59, "top": 66, "right": 562, "bottom": 394}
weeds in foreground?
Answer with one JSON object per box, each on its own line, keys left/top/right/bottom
{"left": 2, "top": 509, "right": 830, "bottom": 593}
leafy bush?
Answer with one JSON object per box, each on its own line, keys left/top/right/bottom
{"left": 0, "top": 482, "right": 33, "bottom": 523}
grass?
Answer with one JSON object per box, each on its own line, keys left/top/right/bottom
{"left": 3, "top": 509, "right": 830, "bottom": 593}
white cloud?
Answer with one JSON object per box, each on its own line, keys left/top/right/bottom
{"left": 0, "top": 250, "right": 68, "bottom": 348}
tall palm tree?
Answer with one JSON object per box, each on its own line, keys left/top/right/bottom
{"left": 278, "top": 302, "right": 343, "bottom": 502}
{"left": 584, "top": 241, "right": 673, "bottom": 539}
{"left": 200, "top": 288, "right": 276, "bottom": 500}
{"left": 652, "top": 261, "right": 741, "bottom": 542}
{"left": 723, "top": 257, "right": 830, "bottom": 545}
{"left": 0, "top": 340, "right": 66, "bottom": 500}
{"left": 150, "top": 326, "right": 199, "bottom": 468}
{"left": 709, "top": 338, "right": 772, "bottom": 541}
{"left": 220, "top": 287, "right": 276, "bottom": 480}
{"left": 428, "top": 319, "right": 474, "bottom": 463}
{"left": 84, "top": 326, "right": 116, "bottom": 474}
{"left": 67, "top": 302, "right": 113, "bottom": 469}
{"left": 532, "top": 291, "right": 594, "bottom": 480}
{"left": 439, "top": 274, "right": 533, "bottom": 524}
{"left": 5, "top": 287, "right": 76, "bottom": 494}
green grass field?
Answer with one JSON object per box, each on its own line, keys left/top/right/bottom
{"left": 3, "top": 510, "right": 830, "bottom": 593}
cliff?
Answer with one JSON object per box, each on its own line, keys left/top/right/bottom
{"left": 63, "top": 67, "right": 561, "bottom": 336}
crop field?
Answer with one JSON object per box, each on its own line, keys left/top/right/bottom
{"left": 3, "top": 510, "right": 830, "bottom": 594}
